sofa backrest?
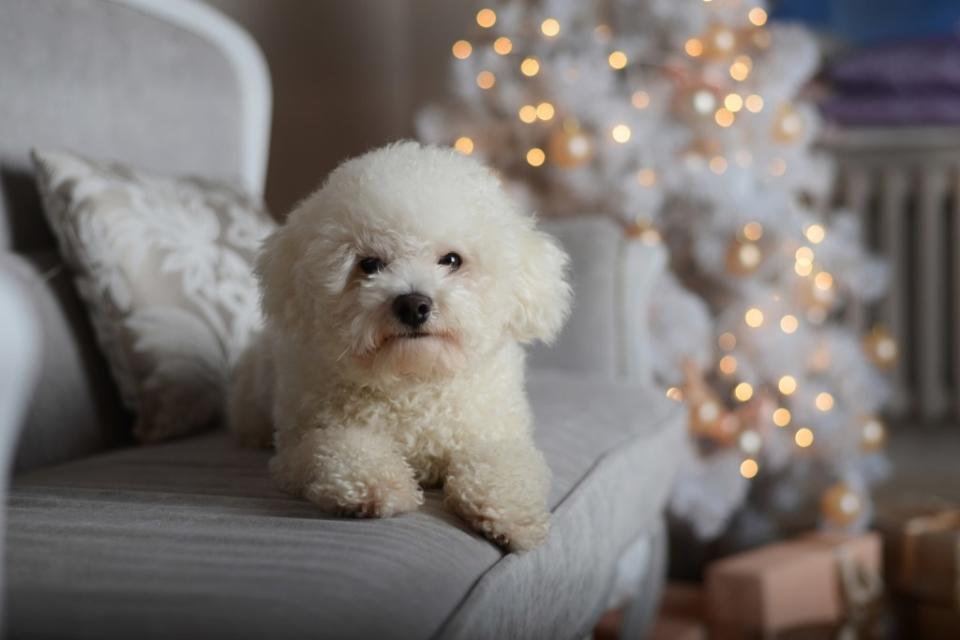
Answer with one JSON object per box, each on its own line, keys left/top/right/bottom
{"left": 0, "top": 0, "right": 271, "bottom": 472}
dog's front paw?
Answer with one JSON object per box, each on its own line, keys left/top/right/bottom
{"left": 468, "top": 509, "right": 550, "bottom": 552}
{"left": 306, "top": 476, "right": 423, "bottom": 519}
{"left": 343, "top": 481, "right": 424, "bottom": 519}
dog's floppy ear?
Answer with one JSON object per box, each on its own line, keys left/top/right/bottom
{"left": 256, "top": 221, "right": 312, "bottom": 334}
{"left": 508, "top": 224, "right": 572, "bottom": 344}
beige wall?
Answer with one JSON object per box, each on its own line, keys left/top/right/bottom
{"left": 204, "top": 0, "right": 476, "bottom": 216}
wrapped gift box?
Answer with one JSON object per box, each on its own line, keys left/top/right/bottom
{"left": 876, "top": 503, "right": 960, "bottom": 608}
{"left": 705, "top": 532, "right": 882, "bottom": 637}
{"left": 915, "top": 601, "right": 960, "bottom": 639}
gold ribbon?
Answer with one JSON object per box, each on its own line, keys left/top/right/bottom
{"left": 834, "top": 544, "right": 884, "bottom": 640}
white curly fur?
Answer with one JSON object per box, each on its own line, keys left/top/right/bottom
{"left": 228, "top": 142, "right": 571, "bottom": 551}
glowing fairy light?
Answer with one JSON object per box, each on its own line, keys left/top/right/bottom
{"left": 476, "top": 71, "right": 496, "bottom": 89}
{"left": 453, "top": 137, "right": 474, "bottom": 155}
{"left": 608, "top": 51, "right": 628, "bottom": 69}
{"left": 526, "top": 147, "right": 546, "bottom": 166}
{"left": 452, "top": 40, "right": 472, "bottom": 59}
{"left": 493, "top": 37, "right": 513, "bottom": 55}
{"left": 541, "top": 18, "right": 561, "bottom": 37}
{"left": 772, "top": 408, "right": 791, "bottom": 427}
{"left": 520, "top": 57, "right": 541, "bottom": 76}
{"left": 778, "top": 375, "right": 797, "bottom": 395}
{"left": 734, "top": 382, "right": 754, "bottom": 402}
{"left": 476, "top": 8, "right": 497, "bottom": 28}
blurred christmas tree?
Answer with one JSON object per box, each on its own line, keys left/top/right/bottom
{"left": 418, "top": 0, "right": 894, "bottom": 543}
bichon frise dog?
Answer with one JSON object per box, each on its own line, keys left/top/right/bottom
{"left": 229, "top": 141, "right": 571, "bottom": 551}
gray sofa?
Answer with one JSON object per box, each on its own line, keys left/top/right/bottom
{"left": 0, "top": 1, "right": 684, "bottom": 638}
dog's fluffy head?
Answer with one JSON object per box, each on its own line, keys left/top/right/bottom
{"left": 258, "top": 141, "right": 571, "bottom": 384}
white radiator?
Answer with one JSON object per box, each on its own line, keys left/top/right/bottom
{"left": 822, "top": 126, "right": 960, "bottom": 424}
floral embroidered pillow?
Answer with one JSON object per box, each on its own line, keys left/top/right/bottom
{"left": 31, "top": 149, "right": 276, "bottom": 442}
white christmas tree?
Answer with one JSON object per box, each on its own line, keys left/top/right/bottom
{"left": 418, "top": 0, "right": 896, "bottom": 541}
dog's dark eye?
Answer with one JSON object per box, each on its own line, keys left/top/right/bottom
{"left": 438, "top": 252, "right": 463, "bottom": 271}
{"left": 359, "top": 257, "right": 386, "bottom": 275}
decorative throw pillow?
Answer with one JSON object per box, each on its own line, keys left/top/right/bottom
{"left": 31, "top": 149, "right": 276, "bottom": 442}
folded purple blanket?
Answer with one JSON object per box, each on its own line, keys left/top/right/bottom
{"left": 829, "top": 37, "right": 960, "bottom": 94}
{"left": 821, "top": 93, "right": 960, "bottom": 126}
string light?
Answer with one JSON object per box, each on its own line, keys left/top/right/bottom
{"left": 745, "top": 94, "right": 764, "bottom": 113}
{"left": 526, "top": 147, "right": 546, "bottom": 167}
{"left": 493, "top": 37, "right": 513, "bottom": 55}
{"left": 715, "top": 108, "right": 735, "bottom": 127}
{"left": 719, "top": 332, "right": 737, "bottom": 350}
{"left": 453, "top": 137, "right": 474, "bottom": 155}
{"left": 773, "top": 408, "right": 792, "bottom": 427}
{"left": 709, "top": 156, "right": 728, "bottom": 174}
{"left": 815, "top": 392, "right": 835, "bottom": 412}
{"left": 740, "top": 458, "right": 759, "bottom": 479}
{"left": 730, "top": 56, "right": 752, "bottom": 81}
{"left": 780, "top": 314, "right": 799, "bottom": 334}
{"left": 536, "top": 102, "right": 556, "bottom": 120}
{"left": 805, "top": 224, "right": 826, "bottom": 244}
{"left": 745, "top": 307, "right": 764, "bottom": 328}
{"left": 719, "top": 355, "right": 738, "bottom": 375}
{"left": 476, "top": 8, "right": 497, "bottom": 28}
{"left": 778, "top": 375, "right": 797, "bottom": 395}
{"left": 795, "top": 427, "right": 814, "bottom": 448}
{"left": 739, "top": 430, "right": 762, "bottom": 454}
{"left": 452, "top": 40, "right": 472, "bottom": 59}
{"left": 612, "top": 124, "right": 632, "bottom": 143}
{"left": 476, "top": 71, "right": 496, "bottom": 89}
{"left": 724, "top": 93, "right": 744, "bottom": 112}
{"left": 690, "top": 91, "right": 716, "bottom": 118}
{"left": 520, "top": 57, "right": 541, "bottom": 76}
{"left": 795, "top": 261, "right": 813, "bottom": 277}
{"left": 665, "top": 387, "right": 684, "bottom": 401}
{"left": 631, "top": 91, "right": 650, "bottom": 109}
{"left": 814, "top": 272, "right": 834, "bottom": 291}
{"left": 518, "top": 105, "right": 537, "bottom": 123}
{"left": 743, "top": 222, "right": 763, "bottom": 241}
{"left": 636, "top": 168, "right": 657, "bottom": 186}
{"left": 608, "top": 51, "right": 628, "bottom": 69}
{"left": 541, "top": 18, "right": 561, "bottom": 37}
{"left": 685, "top": 38, "right": 704, "bottom": 57}
{"left": 734, "top": 382, "right": 754, "bottom": 402}
{"left": 748, "top": 7, "right": 768, "bottom": 26}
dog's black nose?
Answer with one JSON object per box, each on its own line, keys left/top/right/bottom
{"left": 393, "top": 293, "right": 432, "bottom": 328}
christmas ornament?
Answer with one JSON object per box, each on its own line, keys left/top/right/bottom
{"left": 821, "top": 482, "right": 863, "bottom": 527}
{"left": 859, "top": 416, "right": 886, "bottom": 452}
{"left": 772, "top": 103, "right": 804, "bottom": 144}
{"left": 547, "top": 125, "right": 595, "bottom": 168}
{"left": 701, "top": 23, "right": 738, "bottom": 60}
{"left": 676, "top": 84, "right": 721, "bottom": 122}
{"left": 725, "top": 235, "right": 763, "bottom": 276}
{"left": 863, "top": 326, "right": 898, "bottom": 370}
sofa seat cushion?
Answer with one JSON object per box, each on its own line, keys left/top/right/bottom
{"left": 6, "top": 372, "right": 683, "bottom": 640}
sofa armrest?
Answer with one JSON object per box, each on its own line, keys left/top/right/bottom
{"left": 0, "top": 256, "right": 43, "bottom": 624}
{"left": 528, "top": 216, "right": 667, "bottom": 385}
